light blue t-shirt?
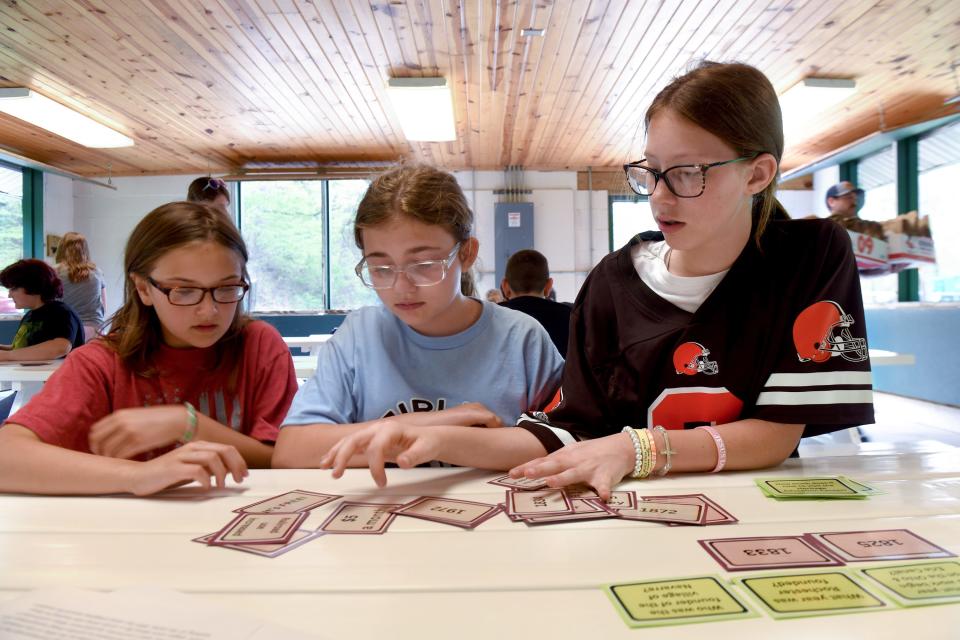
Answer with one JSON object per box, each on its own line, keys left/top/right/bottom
{"left": 282, "top": 300, "right": 564, "bottom": 427}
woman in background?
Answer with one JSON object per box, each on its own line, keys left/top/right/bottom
{"left": 187, "top": 177, "right": 231, "bottom": 214}
{"left": 55, "top": 232, "right": 105, "bottom": 342}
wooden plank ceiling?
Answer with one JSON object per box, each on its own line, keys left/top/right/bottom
{"left": 0, "top": 0, "right": 957, "bottom": 178}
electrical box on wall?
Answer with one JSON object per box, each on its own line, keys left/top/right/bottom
{"left": 494, "top": 202, "right": 534, "bottom": 285}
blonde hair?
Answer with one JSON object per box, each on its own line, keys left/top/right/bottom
{"left": 354, "top": 164, "right": 476, "bottom": 296}
{"left": 55, "top": 232, "right": 97, "bottom": 282}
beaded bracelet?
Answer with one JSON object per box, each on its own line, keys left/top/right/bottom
{"left": 653, "top": 425, "right": 675, "bottom": 476}
{"left": 698, "top": 425, "right": 726, "bottom": 473}
{"left": 180, "top": 401, "right": 198, "bottom": 445}
{"left": 621, "top": 427, "right": 646, "bottom": 479}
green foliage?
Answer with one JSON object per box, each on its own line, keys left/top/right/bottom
{"left": 240, "top": 179, "right": 377, "bottom": 312}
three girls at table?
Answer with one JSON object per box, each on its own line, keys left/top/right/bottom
{"left": 0, "top": 60, "right": 874, "bottom": 498}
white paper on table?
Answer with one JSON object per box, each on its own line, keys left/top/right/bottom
{"left": 0, "top": 586, "right": 319, "bottom": 640}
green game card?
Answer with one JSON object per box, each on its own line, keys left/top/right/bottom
{"left": 605, "top": 576, "right": 757, "bottom": 628}
{"left": 754, "top": 476, "right": 878, "bottom": 499}
{"left": 859, "top": 561, "right": 960, "bottom": 607}
{"left": 735, "top": 571, "right": 888, "bottom": 619}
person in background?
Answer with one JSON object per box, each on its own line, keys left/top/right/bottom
{"left": 187, "top": 177, "right": 231, "bottom": 214}
{"left": 0, "top": 259, "right": 84, "bottom": 361}
{"left": 0, "top": 202, "right": 297, "bottom": 496}
{"left": 55, "top": 232, "right": 106, "bottom": 342}
{"left": 500, "top": 249, "right": 572, "bottom": 357}
{"left": 484, "top": 288, "right": 504, "bottom": 304}
{"left": 825, "top": 181, "right": 864, "bottom": 220}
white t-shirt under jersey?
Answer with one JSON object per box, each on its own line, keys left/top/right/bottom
{"left": 630, "top": 240, "right": 728, "bottom": 313}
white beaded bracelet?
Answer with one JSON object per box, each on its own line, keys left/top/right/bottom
{"left": 621, "top": 427, "right": 644, "bottom": 478}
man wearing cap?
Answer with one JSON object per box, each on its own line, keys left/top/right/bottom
{"left": 825, "top": 181, "right": 865, "bottom": 220}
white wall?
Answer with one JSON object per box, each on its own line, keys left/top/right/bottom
{"left": 73, "top": 174, "right": 206, "bottom": 314}
{"left": 453, "top": 170, "right": 609, "bottom": 302}
{"left": 812, "top": 165, "right": 841, "bottom": 217}
{"left": 775, "top": 188, "right": 815, "bottom": 218}
{"left": 42, "top": 174, "right": 75, "bottom": 263}
{"left": 67, "top": 171, "right": 610, "bottom": 312}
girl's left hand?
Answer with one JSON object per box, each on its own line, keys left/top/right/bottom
{"left": 320, "top": 422, "right": 441, "bottom": 487}
{"left": 89, "top": 406, "right": 188, "bottom": 459}
{"left": 508, "top": 432, "right": 636, "bottom": 501}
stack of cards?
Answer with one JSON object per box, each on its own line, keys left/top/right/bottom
{"left": 194, "top": 490, "right": 341, "bottom": 558}
{"left": 498, "top": 487, "right": 737, "bottom": 527}
{"left": 755, "top": 476, "right": 881, "bottom": 499}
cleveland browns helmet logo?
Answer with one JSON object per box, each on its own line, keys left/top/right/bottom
{"left": 793, "top": 300, "right": 868, "bottom": 363}
{"left": 673, "top": 342, "right": 718, "bottom": 375}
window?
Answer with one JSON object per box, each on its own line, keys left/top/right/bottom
{"left": 328, "top": 180, "right": 378, "bottom": 310}
{"left": 918, "top": 120, "right": 960, "bottom": 302}
{"left": 239, "top": 179, "right": 375, "bottom": 313}
{"left": 0, "top": 164, "right": 23, "bottom": 314}
{"left": 609, "top": 196, "right": 656, "bottom": 251}
{"left": 856, "top": 146, "right": 899, "bottom": 304}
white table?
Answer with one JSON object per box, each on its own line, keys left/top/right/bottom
{"left": 283, "top": 334, "right": 332, "bottom": 356}
{"left": 0, "top": 443, "right": 957, "bottom": 638}
{"left": 0, "top": 361, "right": 63, "bottom": 406}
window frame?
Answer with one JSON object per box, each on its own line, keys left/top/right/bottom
{"left": 236, "top": 177, "right": 370, "bottom": 313}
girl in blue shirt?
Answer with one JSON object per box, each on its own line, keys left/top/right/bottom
{"left": 274, "top": 165, "right": 564, "bottom": 485}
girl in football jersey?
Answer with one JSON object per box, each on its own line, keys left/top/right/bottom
{"left": 273, "top": 165, "right": 564, "bottom": 485}
{"left": 509, "top": 61, "right": 873, "bottom": 499}
{"left": 0, "top": 202, "right": 298, "bottom": 495}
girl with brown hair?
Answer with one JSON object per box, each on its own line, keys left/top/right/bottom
{"left": 509, "top": 61, "right": 874, "bottom": 497}
{"left": 0, "top": 202, "right": 298, "bottom": 495}
{"left": 186, "top": 176, "right": 231, "bottom": 213}
{"left": 274, "top": 164, "right": 564, "bottom": 483}
{"left": 55, "top": 231, "right": 106, "bottom": 341}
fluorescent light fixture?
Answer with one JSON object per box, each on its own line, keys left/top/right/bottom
{"left": 0, "top": 87, "right": 134, "bottom": 148}
{"left": 521, "top": 28, "right": 545, "bottom": 37}
{"left": 387, "top": 77, "right": 456, "bottom": 141}
{"left": 779, "top": 77, "right": 856, "bottom": 140}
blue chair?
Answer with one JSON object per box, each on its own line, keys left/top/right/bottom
{"left": 0, "top": 390, "right": 18, "bottom": 422}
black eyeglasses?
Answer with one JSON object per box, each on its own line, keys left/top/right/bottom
{"left": 147, "top": 277, "right": 248, "bottom": 306}
{"left": 623, "top": 155, "right": 757, "bottom": 198}
{"left": 202, "top": 178, "right": 226, "bottom": 191}
{"left": 355, "top": 243, "right": 462, "bottom": 290}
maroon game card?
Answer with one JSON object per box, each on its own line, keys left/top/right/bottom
{"left": 208, "top": 512, "right": 309, "bottom": 546}
{"left": 699, "top": 535, "right": 845, "bottom": 571}
{"left": 805, "top": 529, "right": 956, "bottom": 562}
{"left": 392, "top": 496, "right": 501, "bottom": 529}
{"left": 319, "top": 502, "right": 402, "bottom": 535}
{"left": 234, "top": 489, "right": 342, "bottom": 514}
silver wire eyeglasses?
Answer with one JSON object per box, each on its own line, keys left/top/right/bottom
{"left": 147, "top": 277, "right": 248, "bottom": 306}
{"left": 355, "top": 243, "right": 463, "bottom": 290}
{"left": 623, "top": 155, "right": 757, "bottom": 198}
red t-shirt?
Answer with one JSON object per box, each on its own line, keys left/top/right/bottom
{"left": 5, "top": 320, "right": 297, "bottom": 456}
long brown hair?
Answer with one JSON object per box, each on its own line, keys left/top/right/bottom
{"left": 645, "top": 61, "right": 789, "bottom": 244}
{"left": 103, "top": 201, "right": 250, "bottom": 378}
{"left": 354, "top": 164, "right": 477, "bottom": 296}
{"left": 54, "top": 232, "right": 97, "bottom": 282}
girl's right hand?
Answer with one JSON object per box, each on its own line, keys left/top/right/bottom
{"left": 124, "top": 441, "right": 248, "bottom": 496}
{"left": 508, "top": 432, "right": 636, "bottom": 501}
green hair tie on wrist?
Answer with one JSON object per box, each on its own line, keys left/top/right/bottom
{"left": 180, "top": 402, "right": 198, "bottom": 444}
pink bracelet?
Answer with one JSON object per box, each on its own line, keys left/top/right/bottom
{"left": 699, "top": 425, "right": 726, "bottom": 473}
